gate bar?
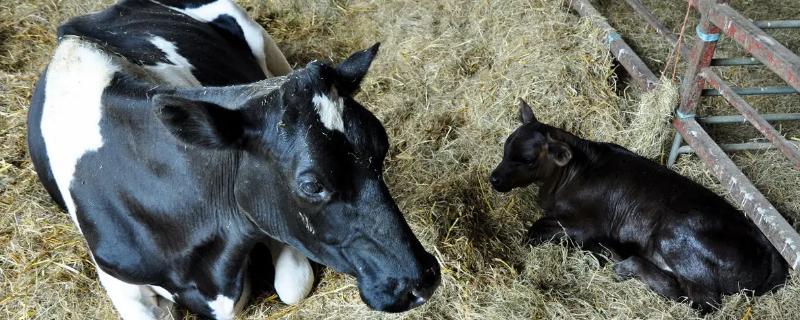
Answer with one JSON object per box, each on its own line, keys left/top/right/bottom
{"left": 700, "top": 113, "right": 800, "bottom": 124}
{"left": 711, "top": 57, "right": 760, "bottom": 66}
{"left": 755, "top": 20, "right": 800, "bottom": 29}
{"left": 701, "top": 69, "right": 800, "bottom": 169}
{"left": 571, "top": 0, "right": 659, "bottom": 90}
{"left": 691, "top": 0, "right": 800, "bottom": 92}
{"left": 676, "top": 141, "right": 800, "bottom": 154}
{"left": 702, "top": 86, "right": 798, "bottom": 96}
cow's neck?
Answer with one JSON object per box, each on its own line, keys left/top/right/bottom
{"left": 232, "top": 150, "right": 293, "bottom": 242}
{"left": 173, "top": 76, "right": 288, "bottom": 110}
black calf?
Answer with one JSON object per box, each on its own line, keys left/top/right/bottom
{"left": 490, "top": 99, "right": 788, "bottom": 312}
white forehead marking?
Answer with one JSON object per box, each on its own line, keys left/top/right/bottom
{"left": 312, "top": 89, "right": 345, "bottom": 132}
{"left": 208, "top": 295, "right": 235, "bottom": 320}
{"left": 145, "top": 35, "right": 201, "bottom": 87}
{"left": 159, "top": 0, "right": 273, "bottom": 77}
{"left": 40, "top": 37, "right": 116, "bottom": 229}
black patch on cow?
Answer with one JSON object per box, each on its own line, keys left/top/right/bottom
{"left": 57, "top": 1, "right": 171, "bottom": 65}
{"left": 58, "top": 0, "right": 264, "bottom": 85}
{"left": 154, "top": 0, "right": 217, "bottom": 9}
{"left": 208, "top": 13, "right": 260, "bottom": 67}
{"left": 155, "top": 95, "right": 254, "bottom": 149}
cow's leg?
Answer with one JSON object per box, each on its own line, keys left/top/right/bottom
{"left": 260, "top": 30, "right": 292, "bottom": 76}
{"left": 96, "top": 266, "right": 177, "bottom": 320}
{"left": 267, "top": 241, "right": 314, "bottom": 304}
{"left": 613, "top": 256, "right": 683, "bottom": 301}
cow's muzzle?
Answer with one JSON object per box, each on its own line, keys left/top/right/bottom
{"left": 359, "top": 251, "right": 441, "bottom": 312}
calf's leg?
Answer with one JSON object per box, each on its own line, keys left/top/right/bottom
{"left": 613, "top": 256, "right": 683, "bottom": 301}
{"left": 524, "top": 217, "right": 567, "bottom": 245}
{"left": 683, "top": 280, "right": 721, "bottom": 314}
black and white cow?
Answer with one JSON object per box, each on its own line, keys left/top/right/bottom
{"left": 27, "top": 0, "right": 440, "bottom": 319}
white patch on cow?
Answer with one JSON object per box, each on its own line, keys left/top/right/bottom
{"left": 145, "top": 35, "right": 202, "bottom": 87}
{"left": 268, "top": 242, "right": 314, "bottom": 304}
{"left": 40, "top": 37, "right": 118, "bottom": 229}
{"left": 96, "top": 266, "right": 176, "bottom": 320}
{"left": 208, "top": 295, "right": 235, "bottom": 320}
{"left": 149, "top": 285, "right": 175, "bottom": 303}
{"left": 312, "top": 91, "right": 345, "bottom": 132}
{"left": 160, "top": 0, "right": 274, "bottom": 77}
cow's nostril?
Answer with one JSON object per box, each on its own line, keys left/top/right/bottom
{"left": 410, "top": 288, "right": 427, "bottom": 304}
{"left": 422, "top": 264, "right": 439, "bottom": 283}
{"left": 490, "top": 175, "right": 499, "bottom": 185}
{"left": 408, "top": 264, "right": 440, "bottom": 308}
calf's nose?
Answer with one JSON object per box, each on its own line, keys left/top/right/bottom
{"left": 490, "top": 173, "right": 500, "bottom": 186}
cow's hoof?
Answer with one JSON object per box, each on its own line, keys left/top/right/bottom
{"left": 273, "top": 247, "right": 314, "bottom": 304}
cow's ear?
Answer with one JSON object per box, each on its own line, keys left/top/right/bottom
{"left": 154, "top": 95, "right": 257, "bottom": 149}
{"left": 518, "top": 98, "right": 537, "bottom": 124}
{"left": 546, "top": 133, "right": 572, "bottom": 166}
{"left": 335, "top": 42, "right": 380, "bottom": 96}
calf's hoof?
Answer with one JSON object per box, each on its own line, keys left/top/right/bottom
{"left": 612, "top": 259, "right": 637, "bottom": 281}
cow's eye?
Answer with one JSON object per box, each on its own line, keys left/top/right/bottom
{"left": 300, "top": 180, "right": 324, "bottom": 196}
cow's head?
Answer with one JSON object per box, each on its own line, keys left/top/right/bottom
{"left": 154, "top": 44, "right": 440, "bottom": 312}
{"left": 490, "top": 99, "right": 573, "bottom": 192}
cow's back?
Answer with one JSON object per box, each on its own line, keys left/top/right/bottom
{"left": 58, "top": 0, "right": 270, "bottom": 87}
{"left": 28, "top": 0, "right": 283, "bottom": 219}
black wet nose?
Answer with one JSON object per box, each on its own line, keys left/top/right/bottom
{"left": 490, "top": 173, "right": 500, "bottom": 186}
{"left": 408, "top": 261, "right": 440, "bottom": 308}
{"left": 359, "top": 253, "right": 441, "bottom": 312}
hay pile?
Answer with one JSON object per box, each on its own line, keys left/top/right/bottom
{"left": 0, "top": 0, "right": 797, "bottom": 319}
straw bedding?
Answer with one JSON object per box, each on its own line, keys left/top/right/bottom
{"left": 1, "top": 0, "right": 797, "bottom": 319}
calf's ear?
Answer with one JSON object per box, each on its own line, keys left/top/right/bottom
{"left": 546, "top": 133, "right": 572, "bottom": 166}
{"left": 335, "top": 42, "right": 380, "bottom": 96}
{"left": 518, "top": 98, "right": 537, "bottom": 124}
{"left": 154, "top": 95, "right": 258, "bottom": 149}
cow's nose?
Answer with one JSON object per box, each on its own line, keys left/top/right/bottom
{"left": 406, "top": 253, "right": 440, "bottom": 308}
{"left": 409, "top": 263, "right": 440, "bottom": 306}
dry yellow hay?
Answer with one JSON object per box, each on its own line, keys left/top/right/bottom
{"left": 1, "top": 0, "right": 797, "bottom": 319}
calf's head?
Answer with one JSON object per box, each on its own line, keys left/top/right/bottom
{"left": 154, "top": 44, "right": 439, "bottom": 312}
{"left": 490, "top": 99, "right": 573, "bottom": 192}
